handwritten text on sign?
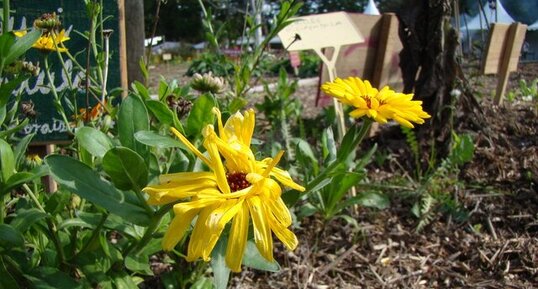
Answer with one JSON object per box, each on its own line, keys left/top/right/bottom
{"left": 278, "top": 12, "right": 364, "bottom": 51}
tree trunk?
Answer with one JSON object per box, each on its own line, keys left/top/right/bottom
{"left": 125, "top": 0, "right": 145, "bottom": 85}
{"left": 397, "top": 0, "right": 482, "bottom": 158}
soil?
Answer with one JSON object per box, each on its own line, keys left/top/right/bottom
{"left": 147, "top": 61, "right": 538, "bottom": 289}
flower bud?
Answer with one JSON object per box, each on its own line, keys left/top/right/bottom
{"left": 34, "top": 12, "right": 61, "bottom": 32}
{"left": 190, "top": 72, "right": 226, "bottom": 94}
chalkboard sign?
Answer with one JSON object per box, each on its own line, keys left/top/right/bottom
{"left": 10, "top": 1, "right": 122, "bottom": 143}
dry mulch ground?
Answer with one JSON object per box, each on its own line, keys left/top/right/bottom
{"left": 149, "top": 61, "right": 538, "bottom": 289}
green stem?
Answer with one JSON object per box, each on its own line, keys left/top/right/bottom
{"left": 0, "top": 195, "right": 4, "bottom": 224}
{"left": 44, "top": 55, "right": 72, "bottom": 134}
{"left": 3, "top": 0, "right": 9, "bottom": 34}
{"left": 73, "top": 212, "right": 108, "bottom": 259}
{"left": 123, "top": 203, "right": 173, "bottom": 257}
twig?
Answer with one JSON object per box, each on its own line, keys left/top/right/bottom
{"left": 319, "top": 244, "right": 359, "bottom": 275}
{"left": 387, "top": 269, "right": 425, "bottom": 284}
{"left": 486, "top": 216, "right": 498, "bottom": 240}
{"left": 369, "top": 264, "right": 386, "bottom": 286}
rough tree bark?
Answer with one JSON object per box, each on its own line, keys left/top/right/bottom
{"left": 125, "top": 0, "right": 145, "bottom": 85}
{"left": 397, "top": 0, "right": 483, "bottom": 158}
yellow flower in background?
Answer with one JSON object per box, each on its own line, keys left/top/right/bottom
{"left": 143, "top": 109, "right": 304, "bottom": 272}
{"left": 15, "top": 29, "right": 69, "bottom": 52}
{"left": 34, "top": 30, "right": 69, "bottom": 52}
{"left": 321, "top": 77, "right": 431, "bottom": 128}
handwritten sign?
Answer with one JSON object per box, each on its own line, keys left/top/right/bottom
{"left": 318, "top": 13, "right": 404, "bottom": 106}
{"left": 278, "top": 12, "right": 364, "bottom": 51}
{"left": 10, "top": 1, "right": 122, "bottom": 143}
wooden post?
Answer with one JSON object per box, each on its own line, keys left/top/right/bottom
{"left": 117, "top": 0, "right": 129, "bottom": 97}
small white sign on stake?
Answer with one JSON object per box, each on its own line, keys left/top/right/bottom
{"left": 279, "top": 12, "right": 364, "bottom": 52}
{"left": 278, "top": 12, "right": 365, "bottom": 139}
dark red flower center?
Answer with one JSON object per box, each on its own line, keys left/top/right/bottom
{"left": 226, "top": 172, "right": 250, "bottom": 192}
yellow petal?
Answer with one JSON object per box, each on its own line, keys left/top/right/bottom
{"left": 247, "top": 196, "right": 273, "bottom": 262}
{"left": 225, "top": 204, "right": 250, "bottom": 272}
{"left": 187, "top": 204, "right": 222, "bottom": 262}
{"left": 162, "top": 208, "right": 199, "bottom": 251}
{"left": 269, "top": 219, "right": 298, "bottom": 251}
{"left": 207, "top": 199, "right": 243, "bottom": 230}
{"left": 204, "top": 135, "right": 231, "bottom": 194}
{"left": 265, "top": 196, "right": 292, "bottom": 227}
{"left": 170, "top": 127, "right": 211, "bottom": 166}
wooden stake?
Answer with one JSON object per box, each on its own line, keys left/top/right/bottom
{"left": 117, "top": 0, "right": 129, "bottom": 98}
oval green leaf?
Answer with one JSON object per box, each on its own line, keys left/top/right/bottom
{"left": 45, "top": 155, "right": 150, "bottom": 226}
{"left": 102, "top": 147, "right": 148, "bottom": 191}
{"left": 75, "top": 127, "right": 114, "bottom": 158}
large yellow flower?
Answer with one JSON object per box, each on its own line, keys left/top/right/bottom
{"left": 143, "top": 108, "right": 304, "bottom": 272}
{"left": 14, "top": 30, "right": 69, "bottom": 52}
{"left": 321, "top": 77, "right": 431, "bottom": 128}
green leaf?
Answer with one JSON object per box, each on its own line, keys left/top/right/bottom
{"left": 75, "top": 127, "right": 114, "bottom": 158}
{"left": 13, "top": 133, "right": 35, "bottom": 170}
{"left": 323, "top": 172, "right": 364, "bottom": 216}
{"left": 118, "top": 94, "right": 149, "bottom": 157}
{"left": 211, "top": 237, "right": 230, "bottom": 289}
{"left": 3, "top": 168, "right": 46, "bottom": 194}
{"left": 0, "top": 106, "right": 5, "bottom": 126}
{"left": 132, "top": 81, "right": 150, "bottom": 100}
{"left": 342, "top": 191, "right": 390, "bottom": 210}
{"left": 145, "top": 99, "right": 173, "bottom": 125}
{"left": 5, "top": 29, "right": 42, "bottom": 66}
{"left": 125, "top": 254, "right": 153, "bottom": 276}
{"left": 44, "top": 190, "right": 71, "bottom": 215}
{"left": 25, "top": 267, "right": 84, "bottom": 289}
{"left": 134, "top": 130, "right": 184, "bottom": 149}
{"left": 242, "top": 240, "right": 280, "bottom": 272}
{"left": 0, "top": 257, "right": 20, "bottom": 289}
{"left": 10, "top": 208, "right": 48, "bottom": 233}
{"left": 0, "top": 224, "right": 24, "bottom": 250}
{"left": 45, "top": 155, "right": 151, "bottom": 226}
{"left": 145, "top": 99, "right": 184, "bottom": 131}
{"left": 450, "top": 133, "right": 474, "bottom": 165}
{"left": 0, "top": 118, "right": 29, "bottom": 138}
{"left": 191, "top": 277, "right": 214, "bottom": 289}
{"left": 102, "top": 146, "right": 148, "bottom": 191}
{"left": 0, "top": 33, "right": 16, "bottom": 71}
{"left": 186, "top": 93, "right": 215, "bottom": 136}
{"left": 0, "top": 139, "right": 15, "bottom": 184}
{"left": 157, "top": 78, "right": 170, "bottom": 99}
{"left": 113, "top": 272, "right": 139, "bottom": 289}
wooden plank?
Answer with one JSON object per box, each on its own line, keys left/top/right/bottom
{"left": 494, "top": 23, "right": 527, "bottom": 104}
{"left": 507, "top": 24, "right": 527, "bottom": 72}
{"left": 481, "top": 24, "right": 510, "bottom": 75}
{"left": 372, "top": 13, "right": 399, "bottom": 88}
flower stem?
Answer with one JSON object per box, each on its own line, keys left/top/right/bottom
{"left": 73, "top": 212, "right": 108, "bottom": 259}
{"left": 22, "top": 183, "right": 66, "bottom": 265}
{"left": 44, "top": 55, "right": 72, "bottom": 134}
{"left": 123, "top": 203, "right": 173, "bottom": 257}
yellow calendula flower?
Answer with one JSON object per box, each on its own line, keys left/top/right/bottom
{"left": 143, "top": 108, "right": 304, "bottom": 272}
{"left": 321, "top": 77, "right": 431, "bottom": 128}
{"left": 15, "top": 29, "right": 69, "bottom": 52}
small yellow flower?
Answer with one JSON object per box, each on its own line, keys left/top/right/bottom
{"left": 321, "top": 77, "right": 431, "bottom": 128}
{"left": 143, "top": 108, "right": 304, "bottom": 272}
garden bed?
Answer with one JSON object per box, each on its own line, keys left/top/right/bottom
{"left": 146, "top": 61, "right": 537, "bottom": 288}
